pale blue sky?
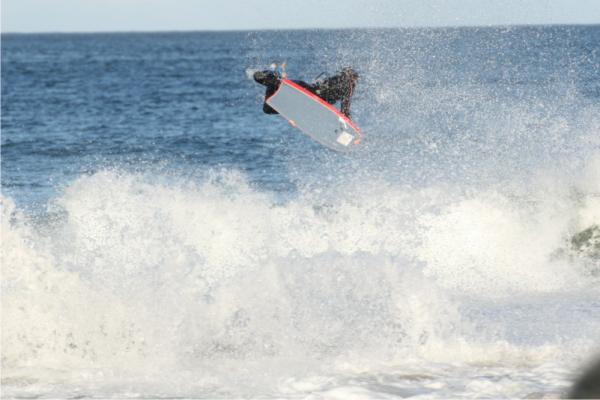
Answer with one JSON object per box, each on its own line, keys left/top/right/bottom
{"left": 2, "top": 0, "right": 600, "bottom": 33}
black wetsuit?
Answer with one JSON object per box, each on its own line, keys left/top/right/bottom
{"left": 253, "top": 70, "right": 356, "bottom": 118}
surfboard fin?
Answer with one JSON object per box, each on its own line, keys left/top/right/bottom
{"left": 280, "top": 61, "right": 287, "bottom": 79}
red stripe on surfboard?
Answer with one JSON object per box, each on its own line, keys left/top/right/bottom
{"left": 267, "top": 78, "right": 362, "bottom": 136}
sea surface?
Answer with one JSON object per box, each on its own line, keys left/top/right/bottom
{"left": 2, "top": 26, "right": 600, "bottom": 399}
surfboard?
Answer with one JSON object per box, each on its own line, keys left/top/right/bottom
{"left": 266, "top": 79, "right": 362, "bottom": 152}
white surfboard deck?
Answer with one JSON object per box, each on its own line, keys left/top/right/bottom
{"left": 266, "top": 79, "right": 362, "bottom": 152}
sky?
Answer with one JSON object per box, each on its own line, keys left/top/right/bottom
{"left": 2, "top": 0, "right": 600, "bottom": 33}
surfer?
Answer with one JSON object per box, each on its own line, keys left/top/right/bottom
{"left": 252, "top": 67, "right": 359, "bottom": 118}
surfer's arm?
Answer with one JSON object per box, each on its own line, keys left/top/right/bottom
{"left": 340, "top": 80, "right": 355, "bottom": 118}
{"left": 263, "top": 101, "right": 279, "bottom": 114}
{"left": 341, "top": 96, "right": 352, "bottom": 118}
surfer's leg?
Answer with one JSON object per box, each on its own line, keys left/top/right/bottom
{"left": 253, "top": 70, "right": 280, "bottom": 115}
{"left": 253, "top": 70, "right": 279, "bottom": 87}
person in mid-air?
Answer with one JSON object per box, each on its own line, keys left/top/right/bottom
{"left": 252, "top": 67, "right": 359, "bottom": 118}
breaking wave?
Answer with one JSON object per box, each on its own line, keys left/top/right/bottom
{"left": 2, "top": 154, "right": 600, "bottom": 397}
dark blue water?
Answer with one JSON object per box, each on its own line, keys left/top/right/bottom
{"left": 3, "top": 27, "right": 599, "bottom": 211}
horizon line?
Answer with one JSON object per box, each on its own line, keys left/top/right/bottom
{"left": 2, "top": 22, "right": 598, "bottom": 36}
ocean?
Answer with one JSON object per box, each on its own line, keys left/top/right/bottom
{"left": 2, "top": 26, "right": 600, "bottom": 398}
